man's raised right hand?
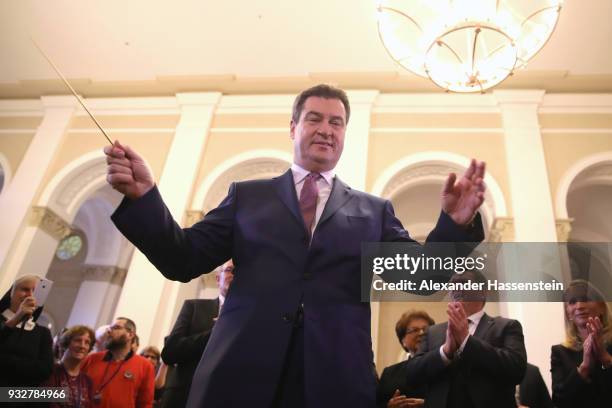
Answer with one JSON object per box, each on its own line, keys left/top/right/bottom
{"left": 104, "top": 141, "right": 154, "bottom": 200}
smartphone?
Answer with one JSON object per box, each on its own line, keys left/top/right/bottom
{"left": 33, "top": 277, "right": 54, "bottom": 306}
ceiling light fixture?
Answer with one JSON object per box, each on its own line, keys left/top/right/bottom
{"left": 377, "top": 0, "right": 563, "bottom": 92}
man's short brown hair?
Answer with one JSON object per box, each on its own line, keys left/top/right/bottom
{"left": 59, "top": 325, "right": 95, "bottom": 353}
{"left": 395, "top": 310, "right": 435, "bottom": 345}
{"left": 291, "top": 84, "right": 350, "bottom": 125}
{"left": 117, "top": 316, "right": 137, "bottom": 334}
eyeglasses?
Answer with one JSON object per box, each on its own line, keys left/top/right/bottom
{"left": 110, "top": 325, "right": 126, "bottom": 331}
{"left": 405, "top": 327, "right": 427, "bottom": 335}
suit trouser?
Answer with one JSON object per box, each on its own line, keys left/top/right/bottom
{"left": 271, "top": 306, "right": 305, "bottom": 408}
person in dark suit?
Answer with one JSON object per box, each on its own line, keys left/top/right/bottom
{"left": 104, "top": 84, "right": 486, "bottom": 408}
{"left": 377, "top": 310, "right": 434, "bottom": 408}
{"left": 516, "top": 363, "right": 553, "bottom": 408}
{"left": 551, "top": 279, "right": 612, "bottom": 408}
{"left": 159, "top": 260, "right": 234, "bottom": 408}
{"left": 405, "top": 269, "right": 527, "bottom": 408}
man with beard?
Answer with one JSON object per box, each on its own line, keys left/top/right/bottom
{"left": 81, "top": 317, "right": 155, "bottom": 408}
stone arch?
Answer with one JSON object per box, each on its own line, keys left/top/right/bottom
{"left": 191, "top": 149, "right": 292, "bottom": 213}
{"left": 34, "top": 150, "right": 138, "bottom": 330}
{"left": 39, "top": 149, "right": 154, "bottom": 223}
{"left": 555, "top": 151, "right": 612, "bottom": 219}
{"left": 371, "top": 151, "right": 507, "bottom": 228}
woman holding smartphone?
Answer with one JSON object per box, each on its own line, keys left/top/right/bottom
{"left": 0, "top": 274, "right": 54, "bottom": 386}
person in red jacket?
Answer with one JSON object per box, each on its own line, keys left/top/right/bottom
{"left": 81, "top": 317, "right": 154, "bottom": 408}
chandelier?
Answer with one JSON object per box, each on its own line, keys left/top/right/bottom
{"left": 377, "top": 0, "right": 563, "bottom": 92}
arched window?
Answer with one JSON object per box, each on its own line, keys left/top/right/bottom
{"left": 55, "top": 234, "right": 84, "bottom": 261}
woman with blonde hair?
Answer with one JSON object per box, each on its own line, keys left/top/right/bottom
{"left": 551, "top": 279, "right": 612, "bottom": 407}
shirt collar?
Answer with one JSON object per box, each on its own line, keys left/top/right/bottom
{"left": 291, "top": 163, "right": 334, "bottom": 186}
{"left": 103, "top": 349, "right": 134, "bottom": 362}
{"left": 468, "top": 309, "right": 486, "bottom": 327}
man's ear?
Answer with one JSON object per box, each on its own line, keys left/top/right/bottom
{"left": 289, "top": 120, "right": 296, "bottom": 140}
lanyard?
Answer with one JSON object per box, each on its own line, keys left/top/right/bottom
{"left": 95, "top": 358, "right": 127, "bottom": 397}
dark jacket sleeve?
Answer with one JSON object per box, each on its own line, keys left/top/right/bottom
{"left": 461, "top": 319, "right": 527, "bottom": 384}
{"left": 405, "top": 325, "right": 448, "bottom": 384}
{"left": 161, "top": 301, "right": 214, "bottom": 365}
{"left": 111, "top": 184, "right": 235, "bottom": 282}
{"left": 551, "top": 345, "right": 589, "bottom": 408}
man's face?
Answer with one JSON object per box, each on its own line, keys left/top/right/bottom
{"left": 290, "top": 96, "right": 346, "bottom": 173}
{"left": 216, "top": 260, "right": 234, "bottom": 298}
{"left": 105, "top": 319, "right": 132, "bottom": 350}
{"left": 402, "top": 317, "right": 431, "bottom": 354}
{"left": 449, "top": 273, "right": 486, "bottom": 316}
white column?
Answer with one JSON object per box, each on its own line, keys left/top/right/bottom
{"left": 0, "top": 96, "right": 76, "bottom": 292}
{"left": 335, "top": 90, "right": 379, "bottom": 191}
{"left": 494, "top": 90, "right": 565, "bottom": 391}
{"left": 113, "top": 92, "right": 221, "bottom": 347}
{"left": 334, "top": 90, "right": 382, "bottom": 357}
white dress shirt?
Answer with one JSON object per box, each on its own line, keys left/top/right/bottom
{"left": 439, "top": 308, "right": 485, "bottom": 363}
{"left": 291, "top": 163, "right": 334, "bottom": 236}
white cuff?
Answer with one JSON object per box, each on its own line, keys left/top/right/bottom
{"left": 456, "top": 334, "right": 470, "bottom": 356}
{"left": 439, "top": 345, "right": 452, "bottom": 365}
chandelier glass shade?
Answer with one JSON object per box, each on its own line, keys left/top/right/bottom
{"left": 377, "top": 0, "right": 563, "bottom": 92}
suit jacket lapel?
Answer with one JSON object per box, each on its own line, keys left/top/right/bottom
{"left": 317, "top": 176, "right": 353, "bottom": 228}
{"left": 473, "top": 313, "right": 493, "bottom": 339}
{"left": 273, "top": 169, "right": 305, "bottom": 229}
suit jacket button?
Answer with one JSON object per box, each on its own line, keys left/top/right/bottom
{"left": 282, "top": 314, "right": 291, "bottom": 323}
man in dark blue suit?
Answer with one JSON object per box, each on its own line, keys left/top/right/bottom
{"left": 105, "top": 84, "right": 486, "bottom": 408}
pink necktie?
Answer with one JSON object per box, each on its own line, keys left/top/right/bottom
{"left": 299, "top": 173, "right": 321, "bottom": 235}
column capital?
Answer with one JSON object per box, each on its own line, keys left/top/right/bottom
{"left": 555, "top": 218, "right": 574, "bottom": 242}
{"left": 40, "top": 95, "right": 80, "bottom": 109}
{"left": 183, "top": 210, "right": 204, "bottom": 227}
{"left": 28, "top": 206, "right": 71, "bottom": 241}
{"left": 489, "top": 217, "right": 515, "bottom": 242}
{"left": 82, "top": 264, "right": 116, "bottom": 282}
{"left": 493, "top": 90, "right": 545, "bottom": 106}
{"left": 345, "top": 90, "right": 380, "bottom": 106}
{"left": 176, "top": 92, "right": 222, "bottom": 107}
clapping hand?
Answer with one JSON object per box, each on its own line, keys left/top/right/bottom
{"left": 443, "top": 302, "right": 469, "bottom": 359}
{"left": 587, "top": 316, "right": 612, "bottom": 368}
{"left": 441, "top": 159, "right": 486, "bottom": 226}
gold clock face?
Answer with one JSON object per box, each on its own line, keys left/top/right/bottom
{"left": 56, "top": 235, "right": 83, "bottom": 260}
